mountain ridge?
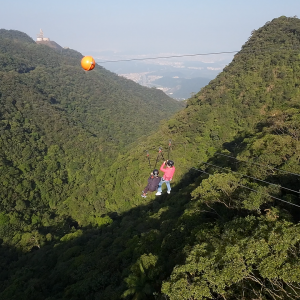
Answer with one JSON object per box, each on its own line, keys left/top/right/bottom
{"left": 0, "top": 28, "right": 184, "bottom": 237}
{"left": 1, "top": 16, "right": 300, "bottom": 300}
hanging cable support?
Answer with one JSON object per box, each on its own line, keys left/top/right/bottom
{"left": 145, "top": 150, "right": 152, "bottom": 170}
{"left": 154, "top": 147, "right": 164, "bottom": 169}
{"left": 96, "top": 46, "right": 300, "bottom": 64}
{"left": 168, "top": 139, "right": 172, "bottom": 160}
{"left": 201, "top": 161, "right": 300, "bottom": 195}
{"left": 191, "top": 167, "right": 300, "bottom": 209}
{"left": 146, "top": 141, "right": 173, "bottom": 170}
{"left": 160, "top": 147, "right": 166, "bottom": 161}
{"left": 215, "top": 153, "right": 300, "bottom": 178}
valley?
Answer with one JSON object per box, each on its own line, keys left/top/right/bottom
{"left": 95, "top": 55, "right": 232, "bottom": 99}
{"left": 1, "top": 16, "right": 300, "bottom": 300}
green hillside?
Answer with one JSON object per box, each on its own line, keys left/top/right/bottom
{"left": 98, "top": 16, "right": 300, "bottom": 211}
{"left": 0, "top": 29, "right": 183, "bottom": 244}
{"left": 0, "top": 29, "right": 183, "bottom": 146}
{"left": 1, "top": 16, "right": 300, "bottom": 300}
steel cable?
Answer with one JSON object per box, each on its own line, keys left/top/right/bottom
{"left": 202, "top": 161, "right": 300, "bottom": 195}
{"left": 191, "top": 167, "right": 300, "bottom": 209}
{"left": 215, "top": 153, "right": 300, "bottom": 178}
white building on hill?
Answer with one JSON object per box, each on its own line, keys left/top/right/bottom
{"left": 36, "top": 29, "right": 50, "bottom": 42}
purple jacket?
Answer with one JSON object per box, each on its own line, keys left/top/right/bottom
{"left": 144, "top": 176, "right": 161, "bottom": 192}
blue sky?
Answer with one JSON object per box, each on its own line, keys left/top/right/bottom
{"left": 1, "top": 0, "right": 300, "bottom": 56}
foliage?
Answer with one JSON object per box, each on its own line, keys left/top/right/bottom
{"left": 0, "top": 28, "right": 183, "bottom": 249}
{"left": 162, "top": 216, "right": 300, "bottom": 300}
{"left": 122, "top": 254, "right": 159, "bottom": 299}
{"left": 2, "top": 17, "right": 300, "bottom": 300}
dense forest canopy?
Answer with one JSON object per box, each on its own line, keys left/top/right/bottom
{"left": 1, "top": 16, "right": 300, "bottom": 300}
{"left": 0, "top": 29, "right": 183, "bottom": 247}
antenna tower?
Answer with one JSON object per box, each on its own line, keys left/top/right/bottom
{"left": 37, "top": 29, "right": 44, "bottom": 39}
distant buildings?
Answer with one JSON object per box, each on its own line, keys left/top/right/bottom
{"left": 36, "top": 29, "right": 62, "bottom": 50}
{"left": 36, "top": 29, "right": 50, "bottom": 42}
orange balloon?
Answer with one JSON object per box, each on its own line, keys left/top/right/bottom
{"left": 81, "top": 56, "right": 95, "bottom": 71}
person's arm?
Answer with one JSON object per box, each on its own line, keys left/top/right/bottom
{"left": 160, "top": 161, "right": 166, "bottom": 172}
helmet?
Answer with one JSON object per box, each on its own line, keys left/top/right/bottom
{"left": 167, "top": 160, "right": 174, "bottom": 167}
{"left": 153, "top": 169, "right": 159, "bottom": 176}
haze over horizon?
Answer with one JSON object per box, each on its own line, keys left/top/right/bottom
{"left": 1, "top": 0, "right": 299, "bottom": 58}
{"left": 1, "top": 0, "right": 299, "bottom": 99}
{"left": 2, "top": 11, "right": 300, "bottom": 300}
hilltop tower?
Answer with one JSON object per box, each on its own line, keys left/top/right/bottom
{"left": 36, "top": 29, "right": 50, "bottom": 42}
{"left": 36, "top": 29, "right": 62, "bottom": 50}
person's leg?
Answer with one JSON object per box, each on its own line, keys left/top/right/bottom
{"left": 157, "top": 179, "right": 163, "bottom": 193}
{"left": 141, "top": 186, "right": 149, "bottom": 197}
{"left": 166, "top": 180, "right": 171, "bottom": 193}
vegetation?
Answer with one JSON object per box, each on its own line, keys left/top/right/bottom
{"left": 0, "top": 29, "right": 183, "bottom": 247}
{"left": 1, "top": 16, "right": 300, "bottom": 300}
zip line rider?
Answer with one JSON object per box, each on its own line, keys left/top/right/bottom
{"left": 156, "top": 160, "right": 175, "bottom": 195}
{"left": 141, "top": 169, "right": 161, "bottom": 198}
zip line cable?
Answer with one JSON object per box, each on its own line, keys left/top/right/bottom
{"left": 191, "top": 167, "right": 300, "bottom": 209}
{"left": 235, "top": 182, "right": 300, "bottom": 208}
{"left": 201, "top": 161, "right": 300, "bottom": 195}
{"left": 191, "top": 167, "right": 210, "bottom": 175}
{"left": 144, "top": 142, "right": 300, "bottom": 180}
{"left": 97, "top": 51, "right": 238, "bottom": 63}
{"left": 96, "top": 47, "right": 300, "bottom": 64}
{"left": 215, "top": 153, "right": 300, "bottom": 178}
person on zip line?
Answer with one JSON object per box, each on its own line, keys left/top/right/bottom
{"left": 141, "top": 169, "right": 161, "bottom": 198}
{"left": 156, "top": 160, "right": 175, "bottom": 195}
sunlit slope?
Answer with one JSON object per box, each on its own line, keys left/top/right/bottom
{"left": 2, "top": 17, "right": 300, "bottom": 300}
{"left": 0, "top": 29, "right": 184, "bottom": 228}
{"left": 0, "top": 29, "right": 183, "bottom": 147}
{"left": 103, "top": 16, "right": 300, "bottom": 208}
{"left": 165, "top": 15, "right": 300, "bottom": 152}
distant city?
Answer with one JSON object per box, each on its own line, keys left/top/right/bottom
{"left": 34, "top": 31, "right": 232, "bottom": 100}
{"left": 95, "top": 52, "right": 233, "bottom": 100}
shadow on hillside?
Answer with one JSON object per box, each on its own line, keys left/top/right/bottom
{"left": 0, "top": 164, "right": 217, "bottom": 300}
{"left": 2, "top": 137, "right": 300, "bottom": 299}
{"left": 222, "top": 135, "right": 249, "bottom": 155}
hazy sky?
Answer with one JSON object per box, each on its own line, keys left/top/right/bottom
{"left": 1, "top": 0, "right": 300, "bottom": 56}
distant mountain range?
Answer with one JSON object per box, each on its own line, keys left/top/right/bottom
{"left": 152, "top": 76, "right": 211, "bottom": 99}
{"left": 95, "top": 54, "right": 232, "bottom": 99}
{"left": 3, "top": 16, "right": 300, "bottom": 300}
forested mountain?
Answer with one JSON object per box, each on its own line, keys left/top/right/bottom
{"left": 0, "top": 30, "right": 183, "bottom": 245}
{"left": 1, "top": 16, "right": 300, "bottom": 300}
